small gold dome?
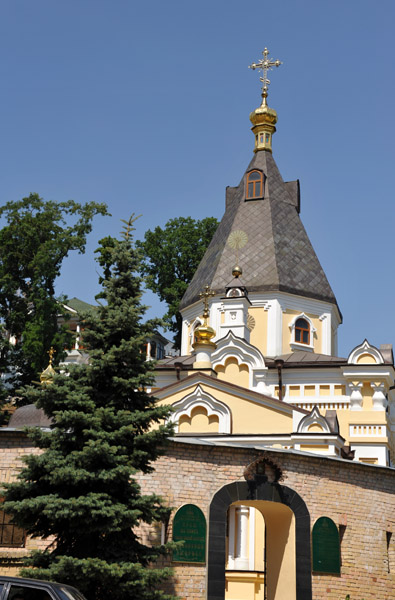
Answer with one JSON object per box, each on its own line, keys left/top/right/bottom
{"left": 249, "top": 101, "right": 278, "bottom": 128}
{"left": 249, "top": 96, "right": 277, "bottom": 153}
{"left": 193, "top": 324, "right": 216, "bottom": 348}
{"left": 232, "top": 265, "right": 243, "bottom": 278}
{"left": 40, "top": 364, "right": 55, "bottom": 386}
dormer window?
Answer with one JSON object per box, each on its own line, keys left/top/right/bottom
{"left": 295, "top": 318, "right": 310, "bottom": 345}
{"left": 246, "top": 170, "right": 264, "bottom": 200}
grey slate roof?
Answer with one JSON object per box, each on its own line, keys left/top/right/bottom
{"left": 6, "top": 404, "right": 52, "bottom": 428}
{"left": 180, "top": 150, "right": 339, "bottom": 313}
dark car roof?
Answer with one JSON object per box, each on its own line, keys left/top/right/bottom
{"left": 0, "top": 577, "right": 82, "bottom": 595}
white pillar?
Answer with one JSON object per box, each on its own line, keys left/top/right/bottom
{"left": 267, "top": 300, "right": 283, "bottom": 356}
{"left": 319, "top": 313, "right": 331, "bottom": 355}
{"left": 349, "top": 382, "right": 363, "bottom": 410}
{"left": 371, "top": 382, "right": 387, "bottom": 411}
{"left": 235, "top": 506, "right": 249, "bottom": 570}
{"left": 227, "top": 506, "right": 236, "bottom": 569}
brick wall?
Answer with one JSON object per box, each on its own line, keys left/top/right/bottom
{"left": 0, "top": 432, "right": 393, "bottom": 599}
{"left": 137, "top": 441, "right": 395, "bottom": 600}
{"left": 0, "top": 432, "right": 50, "bottom": 575}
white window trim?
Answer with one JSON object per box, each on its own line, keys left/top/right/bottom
{"left": 289, "top": 313, "right": 316, "bottom": 352}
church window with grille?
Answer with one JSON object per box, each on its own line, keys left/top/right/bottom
{"left": 0, "top": 509, "right": 25, "bottom": 547}
{"left": 246, "top": 170, "right": 263, "bottom": 200}
{"left": 295, "top": 318, "right": 310, "bottom": 345}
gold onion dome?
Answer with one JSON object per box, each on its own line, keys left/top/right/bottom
{"left": 40, "top": 363, "right": 55, "bottom": 385}
{"left": 232, "top": 265, "right": 243, "bottom": 278}
{"left": 193, "top": 323, "right": 216, "bottom": 347}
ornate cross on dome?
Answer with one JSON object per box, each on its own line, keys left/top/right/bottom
{"left": 47, "top": 346, "right": 56, "bottom": 365}
{"left": 249, "top": 48, "right": 282, "bottom": 100}
{"left": 199, "top": 285, "right": 215, "bottom": 322}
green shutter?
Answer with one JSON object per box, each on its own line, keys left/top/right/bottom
{"left": 312, "top": 517, "right": 340, "bottom": 574}
{"left": 173, "top": 504, "right": 206, "bottom": 563}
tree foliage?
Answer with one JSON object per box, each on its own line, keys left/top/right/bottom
{"left": 0, "top": 193, "right": 108, "bottom": 394}
{"left": 137, "top": 216, "right": 218, "bottom": 349}
{"left": 3, "top": 217, "right": 175, "bottom": 600}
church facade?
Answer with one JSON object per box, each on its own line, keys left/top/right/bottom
{"left": 137, "top": 53, "right": 395, "bottom": 599}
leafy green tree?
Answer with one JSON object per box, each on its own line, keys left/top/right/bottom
{"left": 0, "top": 193, "right": 108, "bottom": 393}
{"left": 3, "top": 217, "right": 175, "bottom": 600}
{"left": 137, "top": 216, "right": 218, "bottom": 350}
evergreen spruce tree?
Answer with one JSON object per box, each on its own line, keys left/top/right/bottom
{"left": 3, "top": 217, "right": 175, "bottom": 600}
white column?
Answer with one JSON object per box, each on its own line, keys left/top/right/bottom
{"left": 248, "top": 507, "right": 256, "bottom": 571}
{"left": 227, "top": 506, "right": 236, "bottom": 569}
{"left": 349, "top": 382, "right": 363, "bottom": 410}
{"left": 371, "top": 382, "right": 388, "bottom": 411}
{"left": 267, "top": 300, "right": 283, "bottom": 356}
{"left": 235, "top": 506, "right": 249, "bottom": 570}
{"left": 75, "top": 324, "right": 80, "bottom": 350}
{"left": 181, "top": 319, "right": 190, "bottom": 356}
{"left": 319, "top": 313, "right": 331, "bottom": 355}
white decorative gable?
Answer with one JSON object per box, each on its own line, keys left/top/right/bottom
{"left": 297, "top": 406, "right": 331, "bottom": 434}
{"left": 170, "top": 384, "right": 231, "bottom": 434}
{"left": 348, "top": 339, "right": 384, "bottom": 365}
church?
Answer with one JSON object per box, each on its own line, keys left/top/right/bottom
{"left": 0, "top": 50, "right": 394, "bottom": 599}
{"left": 136, "top": 50, "right": 395, "bottom": 599}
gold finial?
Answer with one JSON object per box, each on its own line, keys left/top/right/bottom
{"left": 248, "top": 48, "right": 283, "bottom": 153}
{"left": 193, "top": 285, "right": 216, "bottom": 349}
{"left": 248, "top": 47, "right": 282, "bottom": 105}
{"left": 232, "top": 265, "right": 242, "bottom": 278}
{"left": 40, "top": 347, "right": 56, "bottom": 385}
{"left": 48, "top": 347, "right": 56, "bottom": 365}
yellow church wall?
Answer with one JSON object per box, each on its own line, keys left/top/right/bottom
{"left": 157, "top": 382, "right": 293, "bottom": 435}
{"left": 178, "top": 407, "right": 219, "bottom": 433}
{"left": 335, "top": 409, "right": 387, "bottom": 445}
{"left": 248, "top": 307, "right": 267, "bottom": 356}
{"left": 215, "top": 357, "right": 250, "bottom": 389}
{"left": 356, "top": 353, "right": 377, "bottom": 364}
{"left": 281, "top": 309, "right": 321, "bottom": 353}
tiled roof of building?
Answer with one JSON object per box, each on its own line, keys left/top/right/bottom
{"left": 64, "top": 297, "right": 97, "bottom": 314}
{"left": 180, "top": 150, "right": 339, "bottom": 313}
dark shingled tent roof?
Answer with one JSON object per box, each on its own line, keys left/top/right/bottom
{"left": 180, "top": 150, "right": 340, "bottom": 316}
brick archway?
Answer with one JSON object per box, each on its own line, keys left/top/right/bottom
{"left": 207, "top": 480, "right": 312, "bottom": 600}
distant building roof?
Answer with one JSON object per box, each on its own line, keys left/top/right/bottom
{"left": 63, "top": 297, "right": 97, "bottom": 314}
{"left": 6, "top": 404, "right": 52, "bottom": 429}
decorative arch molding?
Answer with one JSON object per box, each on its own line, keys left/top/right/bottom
{"left": 347, "top": 339, "right": 384, "bottom": 365}
{"left": 207, "top": 480, "right": 312, "bottom": 600}
{"left": 170, "top": 384, "right": 231, "bottom": 434}
{"left": 297, "top": 406, "right": 331, "bottom": 434}
{"left": 212, "top": 331, "right": 266, "bottom": 370}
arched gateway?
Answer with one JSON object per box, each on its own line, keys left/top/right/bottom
{"left": 207, "top": 471, "right": 312, "bottom": 600}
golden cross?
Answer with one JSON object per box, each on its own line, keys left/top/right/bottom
{"left": 47, "top": 347, "right": 56, "bottom": 365}
{"left": 249, "top": 48, "right": 282, "bottom": 100}
{"left": 199, "top": 285, "right": 215, "bottom": 323}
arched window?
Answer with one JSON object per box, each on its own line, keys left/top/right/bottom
{"left": 246, "top": 170, "right": 263, "bottom": 200}
{"left": 295, "top": 318, "right": 310, "bottom": 345}
{"left": 312, "top": 517, "right": 340, "bottom": 574}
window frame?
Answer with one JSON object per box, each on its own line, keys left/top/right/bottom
{"left": 289, "top": 313, "right": 316, "bottom": 352}
{"left": 0, "top": 509, "right": 26, "bottom": 548}
{"left": 245, "top": 170, "right": 264, "bottom": 200}
{"left": 295, "top": 318, "right": 310, "bottom": 345}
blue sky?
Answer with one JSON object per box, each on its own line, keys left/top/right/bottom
{"left": 1, "top": 0, "right": 394, "bottom": 357}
